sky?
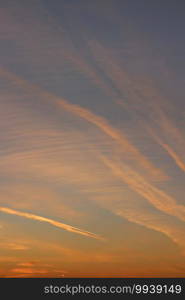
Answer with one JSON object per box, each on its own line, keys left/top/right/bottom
{"left": 0, "top": 0, "right": 185, "bottom": 278}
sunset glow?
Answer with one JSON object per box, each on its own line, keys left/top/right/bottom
{"left": 0, "top": 0, "right": 185, "bottom": 278}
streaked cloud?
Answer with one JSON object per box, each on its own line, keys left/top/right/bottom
{"left": 148, "top": 127, "right": 185, "bottom": 173}
{"left": 0, "top": 207, "right": 103, "bottom": 240}
{"left": 101, "top": 156, "right": 185, "bottom": 222}
{"left": 0, "top": 0, "right": 184, "bottom": 278}
{"left": 0, "top": 66, "right": 167, "bottom": 182}
{"left": 0, "top": 242, "right": 30, "bottom": 251}
{"left": 87, "top": 40, "right": 185, "bottom": 174}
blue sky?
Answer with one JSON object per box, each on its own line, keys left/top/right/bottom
{"left": 0, "top": 0, "right": 185, "bottom": 277}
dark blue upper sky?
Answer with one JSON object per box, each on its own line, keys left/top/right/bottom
{"left": 0, "top": 0, "right": 185, "bottom": 278}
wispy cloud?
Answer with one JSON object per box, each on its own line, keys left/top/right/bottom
{"left": 87, "top": 40, "right": 185, "bottom": 174}
{"left": 116, "top": 209, "right": 185, "bottom": 253}
{"left": 96, "top": 154, "right": 185, "bottom": 253}
{"left": 101, "top": 156, "right": 185, "bottom": 222}
{"left": 0, "top": 0, "right": 185, "bottom": 277}
{"left": 0, "top": 207, "right": 103, "bottom": 240}
{"left": 0, "top": 242, "right": 30, "bottom": 251}
{"left": 148, "top": 127, "right": 185, "bottom": 172}
{"left": 0, "top": 67, "right": 166, "bottom": 181}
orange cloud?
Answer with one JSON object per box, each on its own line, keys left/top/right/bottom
{"left": 17, "top": 262, "right": 35, "bottom": 267}
{"left": 0, "top": 67, "right": 166, "bottom": 181}
{"left": 0, "top": 207, "right": 103, "bottom": 240}
{"left": 11, "top": 268, "right": 47, "bottom": 274}
{"left": 0, "top": 242, "right": 30, "bottom": 251}
{"left": 87, "top": 40, "right": 185, "bottom": 174}
{"left": 148, "top": 126, "right": 185, "bottom": 173}
{"left": 101, "top": 156, "right": 185, "bottom": 222}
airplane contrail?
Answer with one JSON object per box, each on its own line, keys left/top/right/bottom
{"left": 0, "top": 67, "right": 166, "bottom": 180}
{"left": 101, "top": 156, "right": 185, "bottom": 222}
{"left": 0, "top": 207, "right": 104, "bottom": 240}
{"left": 149, "top": 129, "right": 185, "bottom": 173}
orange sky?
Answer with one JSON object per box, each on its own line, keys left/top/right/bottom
{"left": 0, "top": 0, "right": 185, "bottom": 278}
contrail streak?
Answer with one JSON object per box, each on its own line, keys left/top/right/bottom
{"left": 116, "top": 209, "right": 185, "bottom": 253}
{"left": 101, "top": 156, "right": 185, "bottom": 222}
{"left": 0, "top": 207, "right": 103, "bottom": 240}
{"left": 0, "top": 67, "right": 166, "bottom": 180}
{"left": 159, "top": 143, "right": 185, "bottom": 172}
{"left": 148, "top": 128, "right": 185, "bottom": 172}
{"left": 88, "top": 40, "right": 185, "bottom": 174}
